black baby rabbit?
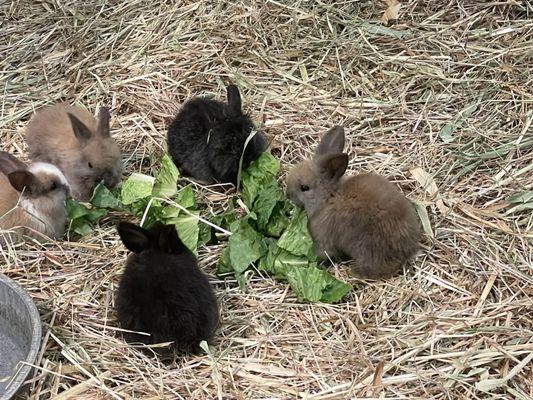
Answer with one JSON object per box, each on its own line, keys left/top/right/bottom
{"left": 115, "top": 222, "right": 219, "bottom": 354}
{"left": 167, "top": 84, "right": 267, "bottom": 185}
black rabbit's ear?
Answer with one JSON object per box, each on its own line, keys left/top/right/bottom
{"left": 158, "top": 225, "right": 187, "bottom": 254}
{"left": 315, "top": 126, "right": 345, "bottom": 157}
{"left": 68, "top": 113, "right": 92, "bottom": 143}
{"left": 227, "top": 84, "right": 242, "bottom": 115}
{"left": 117, "top": 222, "right": 151, "bottom": 253}
{"left": 317, "top": 153, "right": 348, "bottom": 181}
{"left": 97, "top": 107, "right": 111, "bottom": 137}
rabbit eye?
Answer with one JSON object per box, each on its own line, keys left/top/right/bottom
{"left": 50, "top": 182, "right": 57, "bottom": 191}
{"left": 88, "top": 162, "right": 93, "bottom": 169}
{"left": 300, "top": 184, "right": 310, "bottom": 192}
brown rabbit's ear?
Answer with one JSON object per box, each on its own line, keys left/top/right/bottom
{"left": 117, "top": 222, "right": 151, "bottom": 253}
{"left": 317, "top": 153, "right": 348, "bottom": 181}
{"left": 8, "top": 170, "right": 39, "bottom": 194}
{"left": 227, "top": 84, "right": 242, "bottom": 115}
{"left": 67, "top": 113, "right": 93, "bottom": 142}
{"left": 315, "top": 126, "right": 345, "bottom": 156}
{"left": 97, "top": 107, "right": 111, "bottom": 137}
{"left": 0, "top": 151, "right": 26, "bottom": 175}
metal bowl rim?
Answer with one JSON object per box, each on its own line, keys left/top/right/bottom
{"left": 0, "top": 273, "right": 42, "bottom": 399}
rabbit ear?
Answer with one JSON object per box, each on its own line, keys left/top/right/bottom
{"left": 0, "top": 151, "right": 26, "bottom": 175}
{"left": 317, "top": 153, "right": 348, "bottom": 181}
{"left": 117, "top": 222, "right": 151, "bottom": 253}
{"left": 67, "top": 113, "right": 93, "bottom": 142}
{"left": 97, "top": 107, "right": 111, "bottom": 137}
{"left": 157, "top": 225, "right": 187, "bottom": 254}
{"left": 315, "top": 126, "right": 345, "bottom": 156}
{"left": 226, "top": 84, "right": 242, "bottom": 115}
{"left": 8, "top": 170, "right": 39, "bottom": 194}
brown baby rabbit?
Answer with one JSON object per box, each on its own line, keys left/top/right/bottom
{"left": 25, "top": 103, "right": 122, "bottom": 201}
{"left": 0, "top": 151, "right": 69, "bottom": 244}
{"left": 286, "top": 126, "right": 422, "bottom": 279}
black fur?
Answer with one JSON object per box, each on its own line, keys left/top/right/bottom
{"left": 115, "top": 222, "right": 219, "bottom": 354}
{"left": 167, "top": 84, "right": 267, "bottom": 185}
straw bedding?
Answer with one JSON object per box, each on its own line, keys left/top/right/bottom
{"left": 1, "top": 1, "right": 532, "bottom": 399}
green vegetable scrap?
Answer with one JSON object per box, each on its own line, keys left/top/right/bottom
{"left": 217, "top": 152, "right": 351, "bottom": 303}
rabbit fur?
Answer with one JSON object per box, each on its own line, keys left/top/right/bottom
{"left": 167, "top": 84, "right": 267, "bottom": 185}
{"left": 25, "top": 103, "right": 122, "bottom": 201}
{"left": 0, "top": 151, "right": 69, "bottom": 244}
{"left": 286, "top": 126, "right": 422, "bottom": 279}
{"left": 115, "top": 221, "right": 219, "bottom": 354}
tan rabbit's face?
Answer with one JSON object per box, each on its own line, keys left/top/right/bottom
{"left": 68, "top": 107, "right": 123, "bottom": 200}
{"left": 82, "top": 137, "right": 122, "bottom": 189}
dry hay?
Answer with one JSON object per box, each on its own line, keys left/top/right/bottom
{"left": 1, "top": 0, "right": 532, "bottom": 399}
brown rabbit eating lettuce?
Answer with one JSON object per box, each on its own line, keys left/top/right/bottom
{"left": 26, "top": 103, "right": 122, "bottom": 201}
{"left": 286, "top": 126, "right": 422, "bottom": 279}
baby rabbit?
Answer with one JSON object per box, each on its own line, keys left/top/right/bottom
{"left": 286, "top": 126, "right": 421, "bottom": 279}
{"left": 0, "top": 151, "right": 69, "bottom": 244}
{"left": 115, "top": 221, "right": 219, "bottom": 354}
{"left": 25, "top": 103, "right": 122, "bottom": 201}
{"left": 167, "top": 84, "right": 267, "bottom": 185}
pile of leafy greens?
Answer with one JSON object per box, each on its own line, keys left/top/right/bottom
{"left": 217, "top": 153, "right": 351, "bottom": 303}
{"left": 67, "top": 154, "right": 204, "bottom": 252}
{"left": 67, "top": 152, "right": 351, "bottom": 303}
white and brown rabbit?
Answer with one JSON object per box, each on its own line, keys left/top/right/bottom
{"left": 0, "top": 151, "right": 69, "bottom": 244}
{"left": 25, "top": 103, "right": 122, "bottom": 201}
{"left": 286, "top": 126, "right": 422, "bottom": 279}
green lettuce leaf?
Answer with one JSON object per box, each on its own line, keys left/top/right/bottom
{"left": 121, "top": 173, "right": 155, "bottom": 205}
{"left": 241, "top": 152, "right": 280, "bottom": 208}
{"left": 66, "top": 198, "right": 108, "bottom": 236}
{"left": 153, "top": 154, "right": 180, "bottom": 199}
{"left": 171, "top": 212, "right": 200, "bottom": 252}
{"left": 277, "top": 207, "right": 316, "bottom": 260}
{"left": 90, "top": 183, "right": 122, "bottom": 210}
{"left": 286, "top": 264, "right": 351, "bottom": 303}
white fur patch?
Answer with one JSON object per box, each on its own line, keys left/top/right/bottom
{"left": 28, "top": 162, "right": 69, "bottom": 187}
{"left": 20, "top": 198, "right": 48, "bottom": 230}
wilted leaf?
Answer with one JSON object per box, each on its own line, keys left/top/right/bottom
{"left": 153, "top": 154, "right": 180, "bottom": 199}
{"left": 414, "top": 202, "right": 433, "bottom": 237}
{"left": 381, "top": 0, "right": 401, "bottom": 24}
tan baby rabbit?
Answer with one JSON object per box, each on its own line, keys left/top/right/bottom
{"left": 25, "top": 103, "right": 122, "bottom": 201}
{"left": 0, "top": 151, "right": 69, "bottom": 244}
{"left": 286, "top": 126, "right": 422, "bottom": 279}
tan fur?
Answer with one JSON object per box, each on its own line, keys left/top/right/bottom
{"left": 286, "top": 126, "right": 422, "bottom": 279}
{"left": 0, "top": 158, "right": 69, "bottom": 245}
{"left": 25, "top": 102, "right": 122, "bottom": 201}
